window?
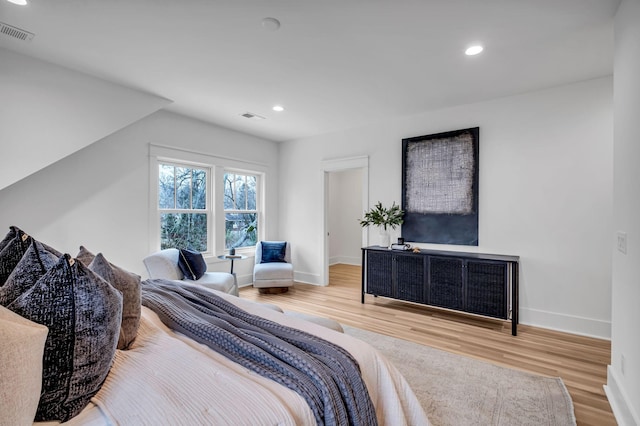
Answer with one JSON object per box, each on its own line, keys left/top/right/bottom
{"left": 158, "top": 163, "right": 209, "bottom": 251}
{"left": 151, "top": 145, "right": 266, "bottom": 255}
{"left": 224, "top": 172, "right": 258, "bottom": 249}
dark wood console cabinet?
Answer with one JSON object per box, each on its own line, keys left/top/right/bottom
{"left": 361, "top": 246, "right": 519, "bottom": 335}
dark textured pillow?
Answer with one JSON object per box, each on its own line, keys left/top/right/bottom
{"left": 0, "top": 226, "right": 33, "bottom": 285}
{"left": 0, "top": 240, "right": 59, "bottom": 306}
{"left": 178, "top": 248, "right": 207, "bottom": 280}
{"left": 7, "top": 254, "right": 122, "bottom": 422}
{"left": 89, "top": 253, "right": 141, "bottom": 349}
{"left": 260, "top": 241, "right": 287, "bottom": 263}
{"left": 0, "top": 226, "right": 17, "bottom": 251}
{"left": 39, "top": 242, "right": 62, "bottom": 258}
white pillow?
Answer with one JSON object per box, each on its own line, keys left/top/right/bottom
{"left": 0, "top": 305, "right": 48, "bottom": 426}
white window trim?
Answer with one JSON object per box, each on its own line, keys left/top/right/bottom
{"left": 156, "top": 161, "right": 213, "bottom": 255}
{"left": 222, "top": 169, "right": 263, "bottom": 254}
{"left": 148, "top": 143, "right": 268, "bottom": 258}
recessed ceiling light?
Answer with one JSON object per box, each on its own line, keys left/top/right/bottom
{"left": 465, "top": 45, "right": 484, "bottom": 56}
{"left": 262, "top": 17, "right": 281, "bottom": 31}
{"left": 6, "top": 0, "right": 27, "bottom": 5}
{"left": 272, "top": 105, "right": 284, "bottom": 112}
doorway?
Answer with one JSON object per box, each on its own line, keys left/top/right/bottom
{"left": 321, "top": 156, "right": 369, "bottom": 285}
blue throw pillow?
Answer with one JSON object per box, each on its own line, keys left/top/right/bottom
{"left": 260, "top": 242, "right": 287, "bottom": 263}
{"left": 178, "top": 249, "right": 207, "bottom": 280}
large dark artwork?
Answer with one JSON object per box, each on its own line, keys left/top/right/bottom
{"left": 402, "top": 127, "right": 479, "bottom": 245}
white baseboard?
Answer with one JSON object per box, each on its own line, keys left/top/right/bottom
{"left": 604, "top": 365, "right": 640, "bottom": 426}
{"left": 329, "top": 256, "right": 361, "bottom": 266}
{"left": 238, "top": 271, "right": 323, "bottom": 286}
{"left": 294, "top": 271, "right": 322, "bottom": 285}
{"left": 518, "top": 307, "right": 611, "bottom": 339}
{"left": 236, "top": 259, "right": 359, "bottom": 286}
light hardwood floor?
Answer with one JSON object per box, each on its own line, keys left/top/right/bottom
{"left": 240, "top": 263, "right": 616, "bottom": 426}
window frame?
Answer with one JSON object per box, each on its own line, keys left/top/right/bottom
{"left": 156, "top": 161, "right": 213, "bottom": 255}
{"left": 149, "top": 144, "right": 268, "bottom": 258}
{"left": 223, "top": 170, "right": 261, "bottom": 251}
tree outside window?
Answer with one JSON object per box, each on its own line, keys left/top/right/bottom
{"left": 159, "top": 163, "right": 209, "bottom": 251}
{"left": 224, "top": 172, "right": 258, "bottom": 249}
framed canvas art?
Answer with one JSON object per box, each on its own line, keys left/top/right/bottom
{"left": 401, "top": 127, "right": 479, "bottom": 245}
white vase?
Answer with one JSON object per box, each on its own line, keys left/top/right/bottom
{"left": 378, "top": 228, "right": 390, "bottom": 248}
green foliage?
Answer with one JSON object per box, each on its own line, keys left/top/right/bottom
{"left": 159, "top": 164, "right": 209, "bottom": 252}
{"left": 359, "top": 201, "right": 404, "bottom": 231}
{"left": 158, "top": 166, "right": 260, "bottom": 252}
{"left": 224, "top": 172, "right": 258, "bottom": 249}
{"left": 161, "top": 213, "right": 208, "bottom": 251}
{"left": 225, "top": 213, "right": 258, "bottom": 249}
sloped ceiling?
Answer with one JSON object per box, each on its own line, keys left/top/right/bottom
{"left": 0, "top": 48, "right": 170, "bottom": 191}
{"left": 0, "top": 0, "right": 620, "bottom": 144}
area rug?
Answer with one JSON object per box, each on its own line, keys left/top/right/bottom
{"left": 343, "top": 325, "right": 576, "bottom": 426}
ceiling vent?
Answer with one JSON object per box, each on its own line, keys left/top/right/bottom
{"left": 241, "top": 112, "right": 266, "bottom": 120}
{"left": 0, "top": 22, "right": 34, "bottom": 42}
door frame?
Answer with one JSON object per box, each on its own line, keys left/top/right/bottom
{"left": 320, "top": 156, "right": 369, "bottom": 285}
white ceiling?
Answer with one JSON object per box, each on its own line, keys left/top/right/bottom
{"left": 0, "top": 0, "right": 621, "bottom": 142}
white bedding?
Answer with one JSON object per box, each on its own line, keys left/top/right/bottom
{"left": 50, "top": 290, "right": 429, "bottom": 425}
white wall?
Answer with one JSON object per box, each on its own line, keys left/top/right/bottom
{"left": 328, "top": 169, "right": 363, "bottom": 265}
{"left": 279, "top": 77, "right": 613, "bottom": 339}
{"left": 606, "top": 1, "right": 640, "bottom": 424}
{"left": 0, "top": 47, "right": 169, "bottom": 191}
{"left": 0, "top": 110, "right": 279, "bottom": 284}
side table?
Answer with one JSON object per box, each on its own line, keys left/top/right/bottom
{"left": 217, "top": 254, "right": 247, "bottom": 287}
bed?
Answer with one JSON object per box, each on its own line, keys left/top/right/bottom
{"left": 0, "top": 226, "right": 429, "bottom": 426}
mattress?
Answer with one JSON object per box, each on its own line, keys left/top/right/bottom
{"left": 40, "top": 290, "right": 429, "bottom": 425}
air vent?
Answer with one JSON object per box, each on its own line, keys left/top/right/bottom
{"left": 0, "top": 22, "right": 34, "bottom": 42}
{"left": 241, "top": 112, "right": 266, "bottom": 120}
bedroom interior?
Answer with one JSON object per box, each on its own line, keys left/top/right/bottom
{"left": 0, "top": 1, "right": 638, "bottom": 426}
{"left": 242, "top": 265, "right": 611, "bottom": 425}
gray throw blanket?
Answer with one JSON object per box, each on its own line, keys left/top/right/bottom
{"left": 141, "top": 279, "right": 378, "bottom": 426}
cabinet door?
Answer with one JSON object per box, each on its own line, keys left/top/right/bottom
{"left": 394, "top": 254, "right": 425, "bottom": 303}
{"left": 428, "top": 256, "right": 464, "bottom": 310}
{"left": 466, "top": 260, "right": 508, "bottom": 319}
{"left": 366, "top": 251, "right": 393, "bottom": 297}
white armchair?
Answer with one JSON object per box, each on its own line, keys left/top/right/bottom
{"left": 253, "top": 241, "right": 293, "bottom": 294}
{"left": 143, "top": 248, "right": 238, "bottom": 296}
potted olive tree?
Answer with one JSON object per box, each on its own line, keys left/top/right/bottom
{"left": 359, "top": 201, "right": 404, "bottom": 248}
